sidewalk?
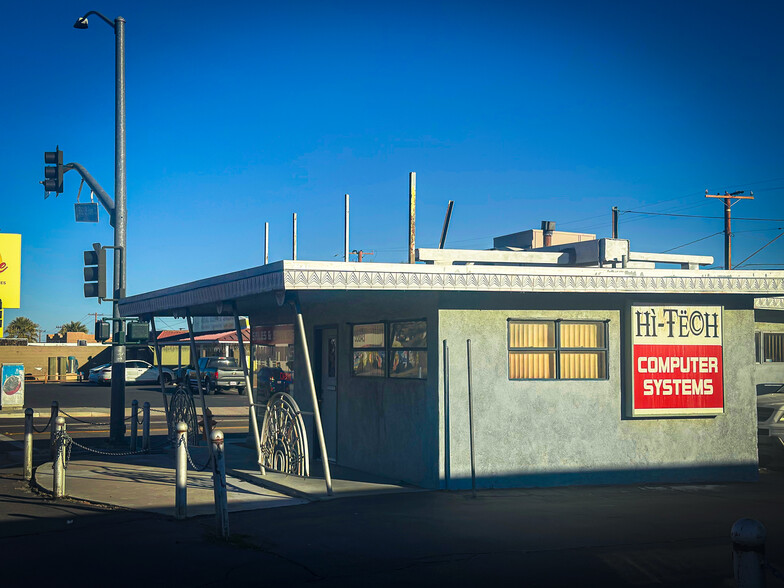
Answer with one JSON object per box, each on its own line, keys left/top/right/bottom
{"left": 33, "top": 437, "right": 422, "bottom": 517}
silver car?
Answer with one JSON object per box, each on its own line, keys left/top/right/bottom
{"left": 92, "top": 360, "right": 176, "bottom": 386}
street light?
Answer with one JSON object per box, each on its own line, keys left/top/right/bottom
{"left": 74, "top": 10, "right": 127, "bottom": 444}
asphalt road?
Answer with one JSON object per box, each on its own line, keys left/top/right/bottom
{"left": 20, "top": 381, "right": 250, "bottom": 409}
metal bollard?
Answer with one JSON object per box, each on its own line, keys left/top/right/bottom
{"left": 211, "top": 429, "right": 230, "bottom": 539}
{"left": 732, "top": 518, "right": 767, "bottom": 588}
{"left": 24, "top": 408, "right": 33, "bottom": 481}
{"left": 142, "top": 402, "right": 150, "bottom": 452}
{"left": 175, "top": 421, "right": 188, "bottom": 520}
{"left": 52, "top": 416, "right": 66, "bottom": 499}
{"left": 130, "top": 399, "right": 139, "bottom": 450}
{"left": 49, "top": 401, "right": 59, "bottom": 459}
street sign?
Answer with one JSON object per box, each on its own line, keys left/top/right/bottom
{"left": 75, "top": 203, "right": 99, "bottom": 222}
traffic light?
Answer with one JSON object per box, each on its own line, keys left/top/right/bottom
{"left": 95, "top": 319, "right": 111, "bottom": 342}
{"left": 84, "top": 242, "right": 106, "bottom": 299}
{"left": 126, "top": 321, "right": 149, "bottom": 344}
{"left": 43, "top": 146, "right": 64, "bottom": 194}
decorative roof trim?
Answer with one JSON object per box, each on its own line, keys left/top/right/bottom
{"left": 119, "top": 260, "right": 784, "bottom": 317}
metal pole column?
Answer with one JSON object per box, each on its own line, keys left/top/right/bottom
{"left": 24, "top": 408, "right": 33, "bottom": 481}
{"left": 150, "top": 317, "right": 170, "bottom": 426}
{"left": 186, "top": 311, "right": 214, "bottom": 462}
{"left": 110, "top": 15, "right": 127, "bottom": 445}
{"left": 724, "top": 196, "right": 732, "bottom": 269}
{"left": 264, "top": 222, "right": 269, "bottom": 265}
{"left": 408, "top": 172, "right": 416, "bottom": 263}
{"left": 232, "top": 302, "right": 265, "bottom": 474}
{"left": 175, "top": 421, "right": 188, "bottom": 520}
{"left": 467, "top": 339, "right": 477, "bottom": 498}
{"left": 292, "top": 295, "right": 332, "bottom": 495}
{"left": 344, "top": 194, "right": 350, "bottom": 262}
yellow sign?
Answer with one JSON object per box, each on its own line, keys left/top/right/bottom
{"left": 0, "top": 233, "right": 21, "bottom": 309}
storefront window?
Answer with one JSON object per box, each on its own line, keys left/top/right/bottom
{"left": 509, "top": 319, "right": 608, "bottom": 380}
{"left": 352, "top": 323, "right": 385, "bottom": 377}
{"left": 390, "top": 320, "right": 427, "bottom": 379}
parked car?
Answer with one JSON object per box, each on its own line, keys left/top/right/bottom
{"left": 257, "top": 366, "right": 293, "bottom": 399}
{"left": 186, "top": 357, "right": 246, "bottom": 395}
{"left": 92, "top": 360, "right": 176, "bottom": 386}
{"left": 757, "top": 385, "right": 784, "bottom": 466}
{"left": 87, "top": 363, "right": 112, "bottom": 384}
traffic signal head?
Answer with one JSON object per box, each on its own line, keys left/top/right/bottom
{"left": 126, "top": 321, "right": 149, "bottom": 344}
{"left": 43, "top": 147, "right": 64, "bottom": 194}
{"left": 84, "top": 242, "right": 106, "bottom": 299}
{"left": 95, "top": 320, "right": 111, "bottom": 342}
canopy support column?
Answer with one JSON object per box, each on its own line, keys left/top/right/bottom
{"left": 232, "top": 301, "right": 265, "bottom": 475}
{"left": 292, "top": 294, "right": 333, "bottom": 495}
{"left": 149, "top": 317, "right": 170, "bottom": 424}
{"left": 186, "top": 310, "right": 215, "bottom": 463}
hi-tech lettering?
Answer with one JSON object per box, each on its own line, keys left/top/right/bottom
{"left": 635, "top": 308, "right": 719, "bottom": 339}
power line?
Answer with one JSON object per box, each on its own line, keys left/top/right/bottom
{"left": 660, "top": 231, "right": 723, "bottom": 253}
{"left": 621, "top": 210, "right": 784, "bottom": 222}
{"left": 735, "top": 231, "right": 784, "bottom": 268}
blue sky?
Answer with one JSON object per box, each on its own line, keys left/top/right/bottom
{"left": 3, "top": 0, "right": 784, "bottom": 335}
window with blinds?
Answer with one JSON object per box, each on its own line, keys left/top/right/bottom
{"left": 762, "top": 333, "right": 784, "bottom": 363}
{"left": 508, "top": 319, "right": 608, "bottom": 380}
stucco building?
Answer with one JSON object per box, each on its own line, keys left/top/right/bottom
{"left": 119, "top": 236, "right": 784, "bottom": 489}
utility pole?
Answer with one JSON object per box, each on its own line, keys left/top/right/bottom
{"left": 705, "top": 190, "right": 754, "bottom": 269}
{"left": 351, "top": 249, "right": 374, "bottom": 263}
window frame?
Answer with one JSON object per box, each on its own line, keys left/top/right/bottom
{"left": 350, "top": 318, "right": 428, "bottom": 380}
{"left": 350, "top": 321, "right": 387, "bottom": 378}
{"left": 507, "top": 318, "right": 609, "bottom": 381}
{"left": 388, "top": 319, "right": 428, "bottom": 380}
{"left": 761, "top": 332, "right": 784, "bottom": 363}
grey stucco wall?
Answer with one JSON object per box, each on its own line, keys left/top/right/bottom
{"left": 439, "top": 305, "right": 758, "bottom": 489}
{"left": 289, "top": 291, "right": 441, "bottom": 488}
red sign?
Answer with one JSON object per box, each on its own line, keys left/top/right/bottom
{"left": 631, "top": 305, "right": 724, "bottom": 417}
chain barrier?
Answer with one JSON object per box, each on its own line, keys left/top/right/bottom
{"left": 32, "top": 413, "right": 54, "bottom": 434}
{"left": 68, "top": 437, "right": 152, "bottom": 457}
{"left": 179, "top": 436, "right": 213, "bottom": 472}
{"left": 765, "top": 559, "right": 784, "bottom": 582}
{"left": 52, "top": 430, "right": 73, "bottom": 469}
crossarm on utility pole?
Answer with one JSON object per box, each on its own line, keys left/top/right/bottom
{"left": 64, "top": 162, "right": 115, "bottom": 225}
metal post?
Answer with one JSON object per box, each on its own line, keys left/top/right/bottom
{"left": 24, "top": 408, "right": 33, "bottom": 481}
{"left": 175, "top": 421, "right": 187, "bottom": 520}
{"left": 150, "top": 316, "right": 170, "bottom": 425}
{"left": 724, "top": 197, "right": 732, "bottom": 269}
{"left": 292, "top": 213, "right": 297, "bottom": 261}
{"left": 408, "top": 172, "right": 416, "bottom": 263}
{"left": 130, "top": 399, "right": 138, "bottom": 450}
{"left": 232, "top": 302, "right": 265, "bottom": 474}
{"left": 264, "top": 222, "right": 269, "bottom": 265}
{"left": 292, "top": 294, "right": 332, "bottom": 495}
{"left": 211, "top": 429, "right": 230, "bottom": 538}
{"left": 732, "top": 518, "right": 766, "bottom": 587}
{"left": 443, "top": 341, "right": 450, "bottom": 490}
{"left": 439, "top": 200, "right": 454, "bottom": 249}
{"left": 612, "top": 206, "right": 619, "bottom": 239}
{"left": 49, "top": 401, "right": 59, "bottom": 459}
{"left": 110, "top": 16, "right": 128, "bottom": 445}
{"left": 466, "top": 339, "right": 477, "bottom": 498}
{"left": 142, "top": 401, "right": 150, "bottom": 452}
{"left": 344, "top": 194, "right": 350, "bottom": 262}
{"left": 186, "top": 311, "right": 214, "bottom": 461}
{"left": 53, "top": 416, "right": 66, "bottom": 499}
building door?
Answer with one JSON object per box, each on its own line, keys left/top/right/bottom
{"left": 320, "top": 328, "right": 338, "bottom": 462}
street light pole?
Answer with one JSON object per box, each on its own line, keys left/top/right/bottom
{"left": 75, "top": 11, "right": 127, "bottom": 443}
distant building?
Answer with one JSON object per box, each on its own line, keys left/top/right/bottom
{"left": 46, "top": 331, "right": 95, "bottom": 344}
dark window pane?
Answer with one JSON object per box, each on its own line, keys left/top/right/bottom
{"left": 390, "top": 350, "right": 427, "bottom": 379}
{"left": 390, "top": 321, "right": 427, "bottom": 348}
{"left": 353, "top": 350, "right": 385, "bottom": 377}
